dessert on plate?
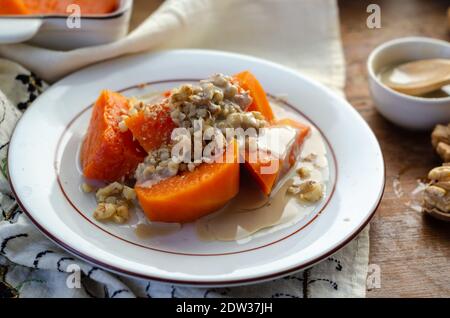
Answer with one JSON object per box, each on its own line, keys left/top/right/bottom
{"left": 80, "top": 71, "right": 328, "bottom": 241}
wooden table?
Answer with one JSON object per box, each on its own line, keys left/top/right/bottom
{"left": 339, "top": 0, "right": 450, "bottom": 298}
{"left": 131, "top": 0, "right": 450, "bottom": 297}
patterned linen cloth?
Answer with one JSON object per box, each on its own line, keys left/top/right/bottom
{"left": 0, "top": 0, "right": 370, "bottom": 298}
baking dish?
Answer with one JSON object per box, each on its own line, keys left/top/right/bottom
{"left": 0, "top": 0, "right": 133, "bottom": 50}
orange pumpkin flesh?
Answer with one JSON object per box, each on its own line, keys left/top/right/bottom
{"left": 244, "top": 119, "right": 310, "bottom": 196}
{"left": 135, "top": 141, "right": 240, "bottom": 223}
{"left": 81, "top": 90, "right": 145, "bottom": 182}
{"left": 234, "top": 71, "right": 275, "bottom": 122}
{"left": 125, "top": 103, "right": 177, "bottom": 153}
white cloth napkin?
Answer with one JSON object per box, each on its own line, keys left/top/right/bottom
{"left": 0, "top": 0, "right": 370, "bottom": 298}
{"left": 0, "top": 0, "right": 345, "bottom": 88}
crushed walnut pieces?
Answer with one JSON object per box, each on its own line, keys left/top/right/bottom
{"left": 134, "top": 74, "right": 268, "bottom": 185}
{"left": 81, "top": 182, "right": 94, "bottom": 193}
{"left": 169, "top": 74, "right": 266, "bottom": 132}
{"left": 296, "top": 166, "right": 311, "bottom": 179}
{"left": 92, "top": 182, "right": 136, "bottom": 224}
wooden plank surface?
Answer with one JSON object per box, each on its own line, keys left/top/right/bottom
{"left": 131, "top": 0, "right": 450, "bottom": 297}
{"left": 339, "top": 0, "right": 450, "bottom": 298}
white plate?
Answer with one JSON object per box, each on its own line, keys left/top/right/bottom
{"left": 8, "top": 50, "right": 385, "bottom": 286}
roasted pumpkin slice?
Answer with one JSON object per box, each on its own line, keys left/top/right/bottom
{"left": 125, "top": 103, "right": 177, "bottom": 153}
{"left": 234, "top": 70, "right": 275, "bottom": 122}
{"left": 81, "top": 90, "right": 146, "bottom": 181}
{"left": 244, "top": 119, "right": 310, "bottom": 195}
{"left": 135, "top": 140, "right": 240, "bottom": 223}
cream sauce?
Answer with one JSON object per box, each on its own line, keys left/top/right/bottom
{"left": 195, "top": 101, "right": 330, "bottom": 242}
{"left": 196, "top": 177, "right": 293, "bottom": 241}
{"left": 134, "top": 222, "right": 181, "bottom": 239}
{"left": 129, "top": 97, "right": 330, "bottom": 242}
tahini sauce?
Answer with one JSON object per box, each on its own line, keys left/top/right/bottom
{"left": 130, "top": 97, "right": 330, "bottom": 242}
{"left": 195, "top": 101, "right": 330, "bottom": 242}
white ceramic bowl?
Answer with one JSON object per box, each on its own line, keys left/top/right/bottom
{"left": 367, "top": 37, "right": 450, "bottom": 130}
{"left": 0, "top": 0, "right": 133, "bottom": 50}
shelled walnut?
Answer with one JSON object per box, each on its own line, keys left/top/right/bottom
{"left": 288, "top": 181, "right": 323, "bottom": 203}
{"left": 431, "top": 124, "right": 450, "bottom": 162}
{"left": 423, "top": 164, "right": 450, "bottom": 221}
{"left": 90, "top": 182, "right": 136, "bottom": 224}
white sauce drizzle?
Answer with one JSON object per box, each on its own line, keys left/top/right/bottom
{"left": 127, "top": 96, "right": 331, "bottom": 242}
{"left": 195, "top": 101, "right": 330, "bottom": 242}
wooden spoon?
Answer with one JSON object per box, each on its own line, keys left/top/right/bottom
{"left": 381, "top": 59, "right": 450, "bottom": 96}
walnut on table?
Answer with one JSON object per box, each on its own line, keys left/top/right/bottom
{"left": 423, "top": 164, "right": 450, "bottom": 220}
{"left": 422, "top": 124, "right": 450, "bottom": 221}
{"left": 431, "top": 124, "right": 450, "bottom": 162}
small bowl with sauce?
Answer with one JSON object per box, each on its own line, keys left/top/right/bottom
{"left": 367, "top": 37, "right": 450, "bottom": 130}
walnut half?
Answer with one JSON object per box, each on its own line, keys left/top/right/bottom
{"left": 288, "top": 181, "right": 323, "bottom": 203}
{"left": 423, "top": 165, "right": 450, "bottom": 218}
{"left": 431, "top": 124, "right": 450, "bottom": 162}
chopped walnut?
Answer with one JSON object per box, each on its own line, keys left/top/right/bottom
{"left": 95, "top": 182, "right": 123, "bottom": 202}
{"left": 81, "top": 183, "right": 95, "bottom": 193}
{"left": 169, "top": 74, "right": 265, "bottom": 133}
{"left": 423, "top": 165, "right": 450, "bottom": 215}
{"left": 135, "top": 74, "right": 267, "bottom": 183}
{"left": 93, "top": 203, "right": 116, "bottom": 220}
{"left": 301, "top": 153, "right": 317, "bottom": 163}
{"left": 296, "top": 167, "right": 311, "bottom": 179}
{"left": 123, "top": 186, "right": 136, "bottom": 200}
{"left": 93, "top": 182, "right": 136, "bottom": 224}
{"left": 288, "top": 180, "right": 323, "bottom": 203}
{"left": 431, "top": 124, "right": 450, "bottom": 162}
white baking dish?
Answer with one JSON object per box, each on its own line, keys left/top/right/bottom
{"left": 0, "top": 0, "right": 133, "bottom": 50}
